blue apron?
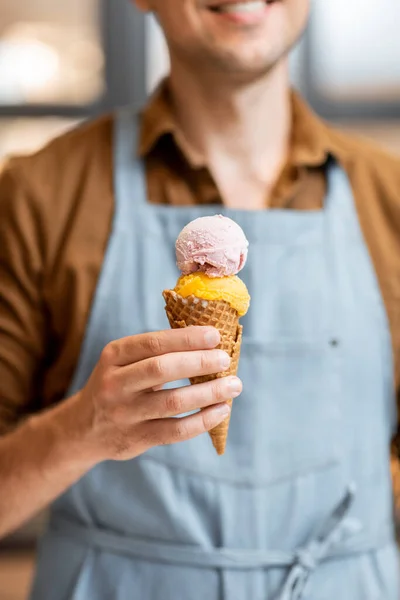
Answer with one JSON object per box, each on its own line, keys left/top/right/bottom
{"left": 29, "top": 108, "right": 399, "bottom": 600}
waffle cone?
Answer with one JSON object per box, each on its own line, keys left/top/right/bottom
{"left": 163, "top": 290, "right": 242, "bottom": 455}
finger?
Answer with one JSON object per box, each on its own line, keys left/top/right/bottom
{"left": 151, "top": 384, "right": 164, "bottom": 392}
{"left": 118, "top": 349, "right": 231, "bottom": 393}
{"left": 136, "top": 377, "right": 242, "bottom": 420}
{"left": 142, "top": 403, "right": 232, "bottom": 448}
{"left": 101, "top": 327, "right": 221, "bottom": 367}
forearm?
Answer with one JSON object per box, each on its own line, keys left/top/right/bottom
{"left": 0, "top": 393, "right": 99, "bottom": 539}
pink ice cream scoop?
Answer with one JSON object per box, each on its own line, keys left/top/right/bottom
{"left": 176, "top": 215, "right": 249, "bottom": 278}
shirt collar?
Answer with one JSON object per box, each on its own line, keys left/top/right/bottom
{"left": 138, "top": 80, "right": 204, "bottom": 167}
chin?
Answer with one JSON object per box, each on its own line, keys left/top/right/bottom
{"left": 192, "top": 0, "right": 308, "bottom": 73}
{"left": 204, "top": 40, "right": 289, "bottom": 77}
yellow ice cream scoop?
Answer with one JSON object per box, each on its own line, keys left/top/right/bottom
{"left": 174, "top": 272, "right": 250, "bottom": 317}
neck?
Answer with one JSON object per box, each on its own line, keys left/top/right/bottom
{"left": 168, "top": 59, "right": 292, "bottom": 209}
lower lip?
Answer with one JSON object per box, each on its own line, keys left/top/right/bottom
{"left": 209, "top": 3, "right": 271, "bottom": 26}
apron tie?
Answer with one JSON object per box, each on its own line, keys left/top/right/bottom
{"left": 277, "top": 484, "right": 361, "bottom": 600}
{"left": 49, "top": 483, "right": 393, "bottom": 599}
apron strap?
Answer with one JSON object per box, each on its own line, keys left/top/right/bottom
{"left": 114, "top": 108, "right": 148, "bottom": 226}
{"left": 324, "top": 157, "right": 361, "bottom": 229}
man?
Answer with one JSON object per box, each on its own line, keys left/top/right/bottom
{"left": 1, "top": 0, "right": 400, "bottom": 598}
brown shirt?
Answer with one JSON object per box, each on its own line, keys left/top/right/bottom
{"left": 1, "top": 83, "right": 400, "bottom": 453}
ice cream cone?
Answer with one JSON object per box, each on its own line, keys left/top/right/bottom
{"left": 163, "top": 290, "right": 243, "bottom": 455}
{"left": 163, "top": 214, "right": 250, "bottom": 455}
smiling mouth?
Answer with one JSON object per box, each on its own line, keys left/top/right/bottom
{"left": 208, "top": 0, "right": 276, "bottom": 14}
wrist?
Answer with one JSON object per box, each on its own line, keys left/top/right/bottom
{"left": 28, "top": 393, "right": 104, "bottom": 478}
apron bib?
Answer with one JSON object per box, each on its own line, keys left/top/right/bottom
{"left": 29, "top": 108, "right": 399, "bottom": 600}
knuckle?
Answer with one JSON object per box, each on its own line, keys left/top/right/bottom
{"left": 150, "top": 356, "right": 166, "bottom": 379}
{"left": 172, "top": 420, "right": 190, "bottom": 442}
{"left": 144, "top": 334, "right": 163, "bottom": 357}
{"left": 101, "top": 342, "right": 119, "bottom": 366}
{"left": 165, "top": 390, "right": 183, "bottom": 415}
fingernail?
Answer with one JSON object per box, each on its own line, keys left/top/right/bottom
{"left": 218, "top": 352, "right": 231, "bottom": 370}
{"left": 226, "top": 377, "right": 242, "bottom": 397}
{"left": 204, "top": 328, "right": 220, "bottom": 348}
{"left": 214, "top": 403, "right": 231, "bottom": 418}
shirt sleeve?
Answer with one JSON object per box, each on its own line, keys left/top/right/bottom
{"left": 0, "top": 162, "right": 47, "bottom": 434}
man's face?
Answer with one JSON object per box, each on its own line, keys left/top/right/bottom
{"left": 136, "top": 0, "right": 310, "bottom": 78}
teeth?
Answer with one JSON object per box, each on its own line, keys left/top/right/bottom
{"left": 218, "top": 1, "right": 265, "bottom": 13}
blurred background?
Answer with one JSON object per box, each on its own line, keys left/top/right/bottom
{"left": 0, "top": 0, "right": 400, "bottom": 598}
{"left": 1, "top": 0, "right": 400, "bottom": 163}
